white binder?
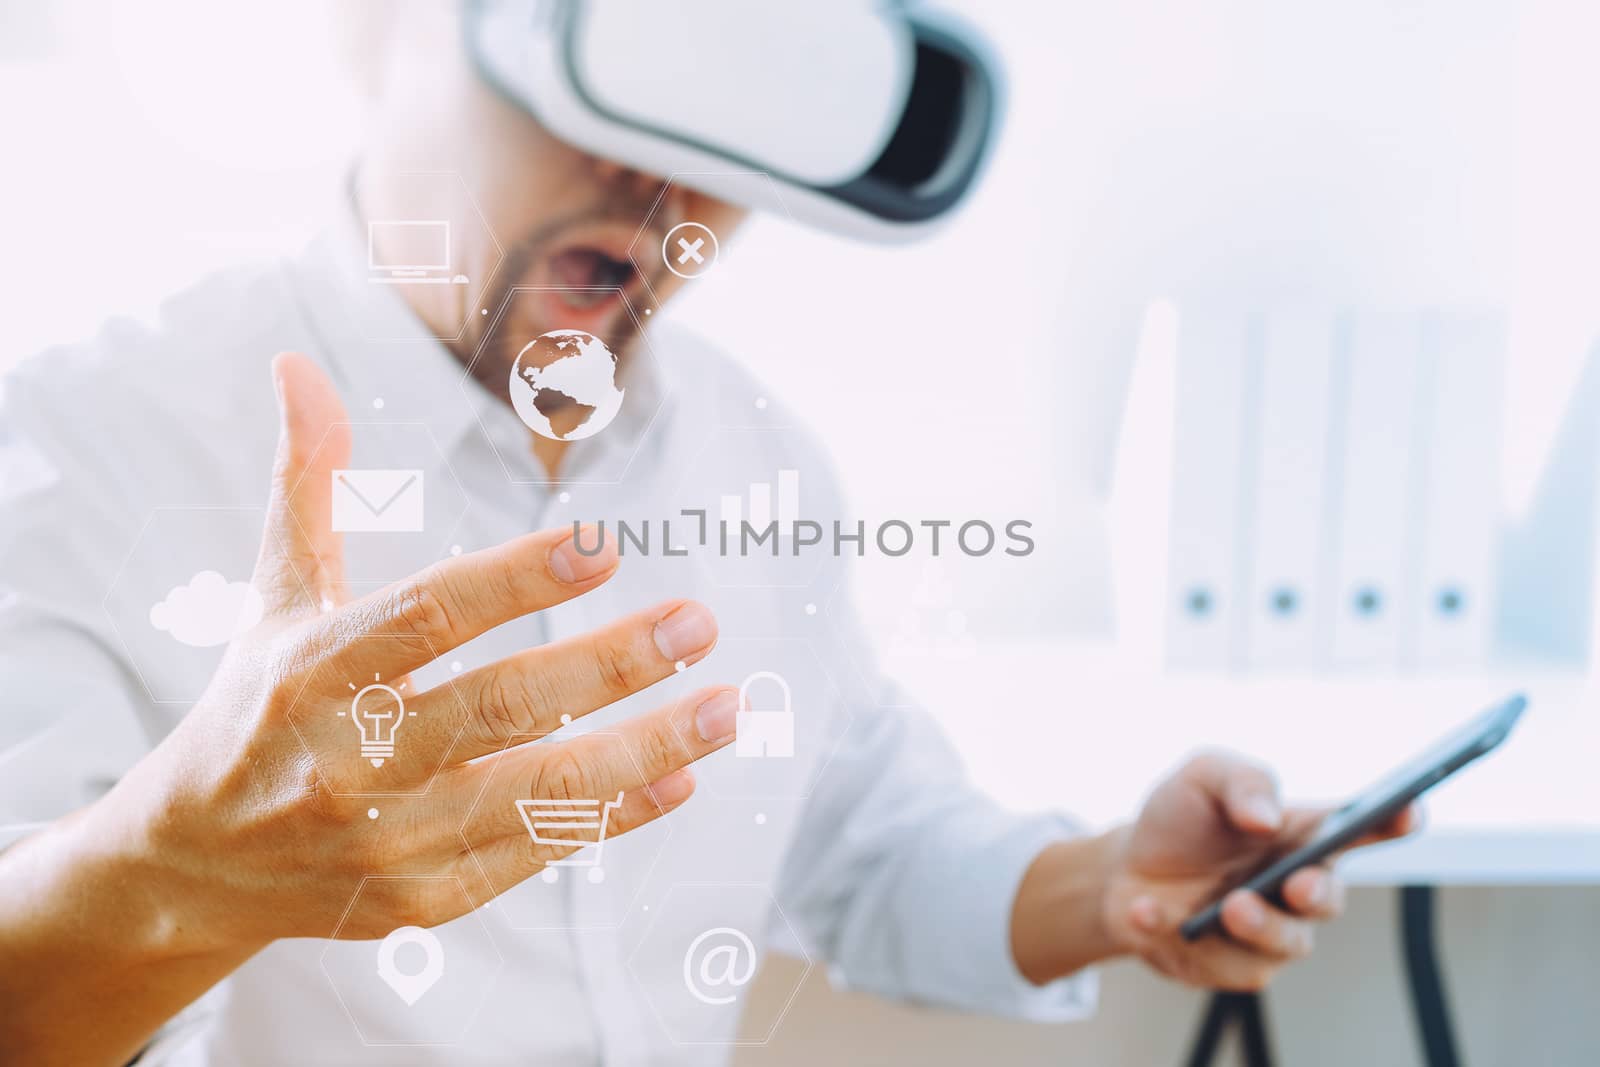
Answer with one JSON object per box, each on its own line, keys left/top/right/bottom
{"left": 1164, "top": 308, "right": 1250, "bottom": 669}
{"left": 1243, "top": 308, "right": 1337, "bottom": 670}
{"left": 1410, "top": 314, "right": 1505, "bottom": 667}
{"left": 1330, "top": 312, "right": 1424, "bottom": 669}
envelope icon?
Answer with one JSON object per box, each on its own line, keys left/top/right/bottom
{"left": 331, "top": 469, "right": 425, "bottom": 532}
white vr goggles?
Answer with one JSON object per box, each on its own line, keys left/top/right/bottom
{"left": 465, "top": 0, "right": 1003, "bottom": 241}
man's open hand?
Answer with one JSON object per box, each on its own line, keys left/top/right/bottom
{"left": 107, "top": 351, "right": 739, "bottom": 948}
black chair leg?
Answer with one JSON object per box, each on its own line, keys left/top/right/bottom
{"left": 1184, "top": 991, "right": 1275, "bottom": 1067}
{"left": 1401, "top": 885, "right": 1461, "bottom": 1067}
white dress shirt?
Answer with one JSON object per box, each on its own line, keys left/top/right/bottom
{"left": 0, "top": 214, "right": 1093, "bottom": 1064}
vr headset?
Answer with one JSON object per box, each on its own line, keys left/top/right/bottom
{"left": 465, "top": 0, "right": 1003, "bottom": 241}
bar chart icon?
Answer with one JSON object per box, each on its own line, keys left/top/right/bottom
{"left": 721, "top": 469, "right": 801, "bottom": 533}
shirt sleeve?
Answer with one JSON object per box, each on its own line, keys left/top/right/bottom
{"left": 0, "top": 620, "right": 155, "bottom": 849}
{"left": 0, "top": 360, "right": 158, "bottom": 850}
{"left": 771, "top": 590, "right": 1098, "bottom": 1021}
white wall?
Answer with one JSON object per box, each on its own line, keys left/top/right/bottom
{"left": 0, "top": 0, "right": 356, "bottom": 357}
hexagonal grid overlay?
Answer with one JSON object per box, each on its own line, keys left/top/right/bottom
{"left": 458, "top": 729, "right": 674, "bottom": 931}
{"left": 286, "top": 419, "right": 471, "bottom": 592}
{"left": 320, "top": 875, "right": 505, "bottom": 1047}
{"left": 821, "top": 560, "right": 979, "bottom": 714}
{"left": 103, "top": 506, "right": 303, "bottom": 705}
{"left": 667, "top": 635, "right": 851, "bottom": 803}
{"left": 285, "top": 632, "right": 473, "bottom": 799}
{"left": 627, "top": 882, "right": 811, "bottom": 1047}
{"left": 347, "top": 170, "right": 505, "bottom": 345}
{"left": 460, "top": 285, "right": 670, "bottom": 487}
{"left": 625, "top": 171, "right": 798, "bottom": 310}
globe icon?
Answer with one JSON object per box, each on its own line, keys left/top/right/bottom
{"left": 507, "top": 330, "right": 626, "bottom": 442}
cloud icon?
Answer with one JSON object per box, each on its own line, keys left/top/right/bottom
{"left": 149, "top": 571, "right": 265, "bottom": 648}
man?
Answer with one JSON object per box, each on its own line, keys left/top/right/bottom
{"left": 0, "top": 4, "right": 1410, "bottom": 1064}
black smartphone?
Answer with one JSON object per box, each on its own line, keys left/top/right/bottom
{"left": 1179, "top": 692, "right": 1527, "bottom": 942}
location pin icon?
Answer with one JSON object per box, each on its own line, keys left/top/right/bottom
{"left": 376, "top": 925, "right": 445, "bottom": 1007}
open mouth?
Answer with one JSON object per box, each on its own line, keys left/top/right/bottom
{"left": 547, "top": 246, "right": 638, "bottom": 308}
{"left": 520, "top": 221, "right": 662, "bottom": 343}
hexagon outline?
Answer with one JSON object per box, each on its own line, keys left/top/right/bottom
{"left": 665, "top": 635, "right": 854, "bottom": 804}
{"left": 318, "top": 873, "right": 506, "bottom": 1047}
{"left": 624, "top": 170, "right": 799, "bottom": 311}
{"left": 352, "top": 169, "right": 506, "bottom": 346}
{"left": 101, "top": 505, "right": 309, "bottom": 706}
{"left": 283, "top": 631, "right": 473, "bottom": 799}
{"left": 283, "top": 418, "right": 472, "bottom": 589}
{"left": 625, "top": 880, "right": 813, "bottom": 1047}
{"left": 456, "top": 284, "right": 671, "bottom": 488}
{"left": 456, "top": 728, "right": 675, "bottom": 930}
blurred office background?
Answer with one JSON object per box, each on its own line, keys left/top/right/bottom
{"left": 3, "top": 0, "right": 1598, "bottom": 1063}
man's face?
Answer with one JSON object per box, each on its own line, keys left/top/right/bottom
{"left": 458, "top": 123, "right": 746, "bottom": 399}
{"left": 356, "top": 17, "right": 747, "bottom": 407}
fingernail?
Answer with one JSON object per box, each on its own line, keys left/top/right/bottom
{"left": 1244, "top": 795, "right": 1282, "bottom": 830}
{"left": 1235, "top": 895, "right": 1265, "bottom": 930}
{"left": 271, "top": 362, "right": 289, "bottom": 428}
{"left": 1304, "top": 872, "right": 1329, "bottom": 907}
{"left": 654, "top": 602, "right": 717, "bottom": 662}
{"left": 694, "top": 689, "right": 739, "bottom": 743}
{"left": 649, "top": 768, "right": 696, "bottom": 807}
{"left": 549, "top": 526, "right": 617, "bottom": 583}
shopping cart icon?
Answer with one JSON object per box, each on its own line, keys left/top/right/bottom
{"left": 515, "top": 792, "right": 625, "bottom": 884}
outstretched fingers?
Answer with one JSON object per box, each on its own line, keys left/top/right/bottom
{"left": 459, "top": 769, "right": 698, "bottom": 892}
{"left": 404, "top": 599, "right": 719, "bottom": 764}
{"left": 313, "top": 524, "right": 622, "bottom": 681}
{"left": 460, "top": 685, "right": 739, "bottom": 848}
{"left": 252, "top": 352, "right": 352, "bottom": 615}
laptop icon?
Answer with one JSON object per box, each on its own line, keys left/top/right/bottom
{"left": 367, "top": 220, "right": 468, "bottom": 286}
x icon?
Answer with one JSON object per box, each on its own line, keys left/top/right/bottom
{"left": 675, "top": 237, "right": 706, "bottom": 265}
{"left": 662, "top": 221, "right": 718, "bottom": 278}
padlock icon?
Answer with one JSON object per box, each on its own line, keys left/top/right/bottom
{"left": 735, "top": 671, "right": 794, "bottom": 759}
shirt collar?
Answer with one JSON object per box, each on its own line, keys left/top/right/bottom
{"left": 283, "top": 196, "right": 667, "bottom": 485}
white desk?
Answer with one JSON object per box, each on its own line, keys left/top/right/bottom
{"left": 885, "top": 641, "right": 1600, "bottom": 885}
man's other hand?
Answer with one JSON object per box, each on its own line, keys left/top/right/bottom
{"left": 1100, "top": 750, "right": 1417, "bottom": 991}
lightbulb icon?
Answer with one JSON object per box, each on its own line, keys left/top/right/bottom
{"left": 343, "top": 674, "right": 413, "bottom": 767}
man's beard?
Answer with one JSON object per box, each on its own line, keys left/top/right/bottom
{"left": 451, "top": 205, "right": 663, "bottom": 410}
